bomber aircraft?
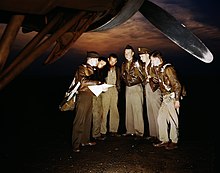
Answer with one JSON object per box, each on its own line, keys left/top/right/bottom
{"left": 0, "top": 0, "right": 214, "bottom": 90}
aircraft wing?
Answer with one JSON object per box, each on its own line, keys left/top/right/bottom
{"left": 0, "top": 0, "right": 213, "bottom": 90}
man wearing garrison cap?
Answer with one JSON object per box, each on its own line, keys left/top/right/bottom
{"left": 72, "top": 50, "right": 102, "bottom": 152}
{"left": 87, "top": 51, "right": 100, "bottom": 58}
{"left": 138, "top": 47, "right": 151, "bottom": 55}
{"left": 138, "top": 47, "right": 162, "bottom": 143}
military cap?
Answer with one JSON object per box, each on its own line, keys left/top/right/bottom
{"left": 138, "top": 47, "right": 151, "bottom": 54}
{"left": 87, "top": 51, "right": 100, "bottom": 58}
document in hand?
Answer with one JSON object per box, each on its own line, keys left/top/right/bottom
{"left": 88, "top": 84, "right": 114, "bottom": 97}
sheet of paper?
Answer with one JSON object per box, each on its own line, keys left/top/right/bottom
{"left": 88, "top": 84, "right": 114, "bottom": 97}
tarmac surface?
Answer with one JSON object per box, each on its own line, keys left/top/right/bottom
{"left": 0, "top": 76, "right": 216, "bottom": 173}
{"left": 1, "top": 128, "right": 215, "bottom": 173}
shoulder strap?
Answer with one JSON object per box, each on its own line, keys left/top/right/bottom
{"left": 161, "top": 63, "right": 172, "bottom": 72}
{"left": 68, "top": 77, "right": 76, "bottom": 90}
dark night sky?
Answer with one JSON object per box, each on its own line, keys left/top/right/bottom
{"left": 0, "top": 0, "right": 220, "bottom": 78}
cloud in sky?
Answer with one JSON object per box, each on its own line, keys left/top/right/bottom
{"left": 71, "top": 0, "right": 220, "bottom": 57}
{"left": 0, "top": 0, "right": 219, "bottom": 76}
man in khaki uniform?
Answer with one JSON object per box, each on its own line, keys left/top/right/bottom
{"left": 121, "top": 45, "right": 145, "bottom": 137}
{"left": 101, "top": 53, "right": 121, "bottom": 137}
{"left": 138, "top": 47, "right": 162, "bottom": 142}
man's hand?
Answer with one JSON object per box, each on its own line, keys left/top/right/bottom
{"left": 174, "top": 100, "right": 180, "bottom": 109}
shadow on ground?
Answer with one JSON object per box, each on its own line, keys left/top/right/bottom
{"left": 0, "top": 76, "right": 216, "bottom": 173}
{"left": 1, "top": 131, "right": 215, "bottom": 173}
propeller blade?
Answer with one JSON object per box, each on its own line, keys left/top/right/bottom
{"left": 92, "top": 0, "right": 144, "bottom": 31}
{"left": 139, "top": 0, "right": 213, "bottom": 63}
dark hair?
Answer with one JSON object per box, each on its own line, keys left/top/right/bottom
{"left": 98, "top": 56, "right": 107, "bottom": 62}
{"left": 109, "top": 53, "right": 118, "bottom": 59}
{"left": 150, "top": 50, "right": 163, "bottom": 58}
{"left": 125, "top": 44, "right": 134, "bottom": 52}
{"left": 150, "top": 50, "right": 165, "bottom": 64}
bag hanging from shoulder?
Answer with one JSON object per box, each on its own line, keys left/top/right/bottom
{"left": 59, "top": 94, "right": 76, "bottom": 111}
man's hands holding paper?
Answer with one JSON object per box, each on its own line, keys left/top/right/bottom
{"left": 88, "top": 84, "right": 114, "bottom": 97}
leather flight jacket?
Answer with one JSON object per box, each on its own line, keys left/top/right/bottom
{"left": 74, "top": 64, "right": 100, "bottom": 92}
{"left": 149, "top": 77, "right": 160, "bottom": 92}
{"left": 146, "top": 65, "right": 160, "bottom": 92}
{"left": 155, "top": 64, "right": 182, "bottom": 101}
{"left": 121, "top": 60, "right": 145, "bottom": 87}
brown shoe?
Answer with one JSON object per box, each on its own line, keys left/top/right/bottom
{"left": 81, "top": 141, "right": 96, "bottom": 146}
{"left": 94, "top": 134, "right": 106, "bottom": 141}
{"left": 165, "top": 142, "right": 178, "bottom": 150}
{"left": 73, "top": 148, "right": 80, "bottom": 153}
{"left": 153, "top": 141, "right": 169, "bottom": 147}
{"left": 145, "top": 136, "right": 159, "bottom": 143}
{"left": 122, "top": 133, "right": 135, "bottom": 137}
{"left": 109, "top": 132, "right": 121, "bottom": 137}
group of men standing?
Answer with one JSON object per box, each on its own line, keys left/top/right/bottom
{"left": 70, "top": 44, "right": 185, "bottom": 152}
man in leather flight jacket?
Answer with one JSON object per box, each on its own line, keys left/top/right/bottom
{"left": 121, "top": 45, "right": 145, "bottom": 137}
{"left": 72, "top": 51, "right": 101, "bottom": 152}
{"left": 150, "top": 50, "right": 182, "bottom": 150}
{"left": 138, "top": 47, "right": 162, "bottom": 142}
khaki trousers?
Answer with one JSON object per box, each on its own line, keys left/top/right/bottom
{"left": 101, "top": 86, "right": 119, "bottom": 134}
{"left": 125, "top": 84, "right": 144, "bottom": 136}
{"left": 145, "top": 83, "right": 162, "bottom": 138}
{"left": 92, "top": 93, "right": 103, "bottom": 138}
{"left": 158, "top": 93, "right": 179, "bottom": 143}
